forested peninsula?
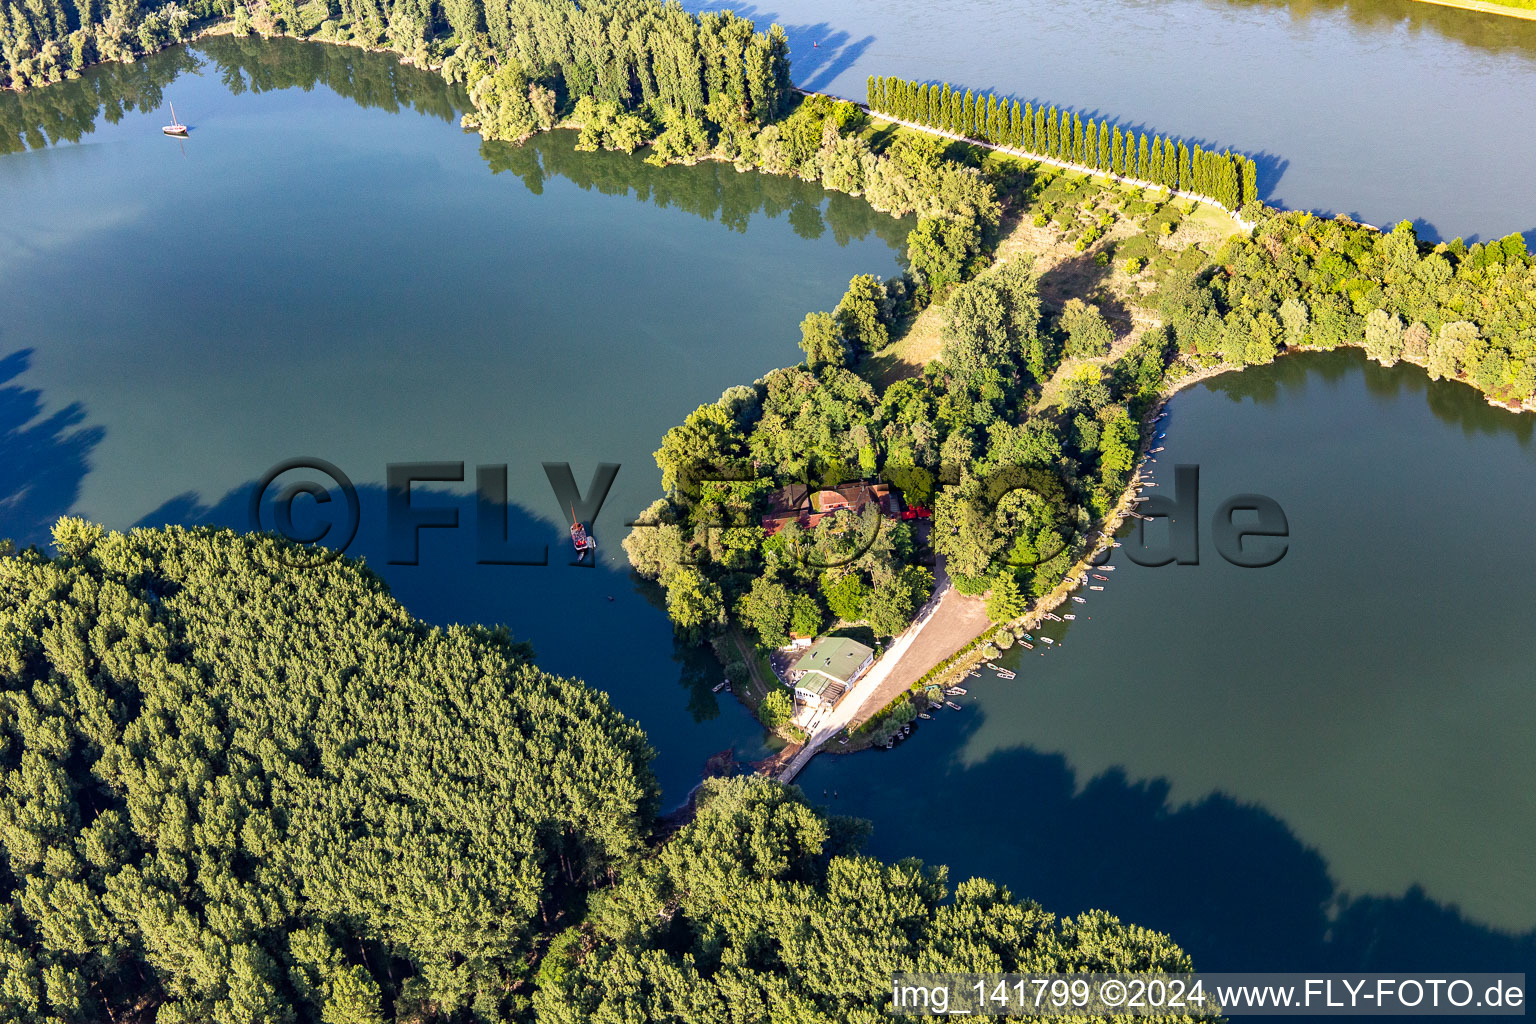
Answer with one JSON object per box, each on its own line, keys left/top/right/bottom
{"left": 0, "top": 522, "right": 1199, "bottom": 1023}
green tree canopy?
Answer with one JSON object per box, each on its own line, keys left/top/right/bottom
{"left": 534, "top": 777, "right": 1200, "bottom": 1023}
{"left": 0, "top": 525, "right": 657, "bottom": 1024}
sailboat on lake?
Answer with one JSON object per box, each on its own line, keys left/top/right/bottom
{"left": 163, "top": 102, "right": 188, "bottom": 137}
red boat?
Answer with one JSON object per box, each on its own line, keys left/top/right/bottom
{"left": 570, "top": 508, "right": 596, "bottom": 554}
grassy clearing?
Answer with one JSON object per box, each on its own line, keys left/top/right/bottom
{"left": 857, "top": 142, "right": 1244, "bottom": 393}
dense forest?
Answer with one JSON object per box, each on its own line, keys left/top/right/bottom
{"left": 621, "top": 100, "right": 1174, "bottom": 713}
{"left": 0, "top": 522, "right": 1198, "bottom": 1022}
{"left": 0, "top": 521, "right": 659, "bottom": 1022}
{"left": 1184, "top": 213, "right": 1536, "bottom": 402}
{"left": 533, "top": 776, "right": 1201, "bottom": 1023}
{"left": 865, "top": 75, "right": 1260, "bottom": 215}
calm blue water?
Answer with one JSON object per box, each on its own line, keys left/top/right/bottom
{"left": 698, "top": 0, "right": 1536, "bottom": 245}
{"left": 0, "top": 37, "right": 911, "bottom": 800}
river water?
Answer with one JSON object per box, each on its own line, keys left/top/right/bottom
{"left": 700, "top": 0, "right": 1536, "bottom": 245}
{"left": 1, "top": 34, "right": 1532, "bottom": 976}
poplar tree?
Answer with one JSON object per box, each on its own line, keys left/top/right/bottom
{"left": 1022, "top": 101, "right": 1035, "bottom": 151}
{"left": 964, "top": 90, "right": 976, "bottom": 135}
{"left": 950, "top": 91, "right": 962, "bottom": 134}
{"left": 1112, "top": 126, "right": 1125, "bottom": 175}
{"left": 1010, "top": 100, "right": 1023, "bottom": 147}
{"left": 940, "top": 83, "right": 952, "bottom": 131}
{"left": 1192, "top": 144, "right": 1205, "bottom": 196}
{"left": 1179, "top": 142, "right": 1192, "bottom": 193}
{"left": 1035, "top": 107, "right": 1046, "bottom": 153}
{"left": 1071, "top": 113, "right": 1082, "bottom": 163}
{"left": 1085, "top": 120, "right": 1097, "bottom": 172}
{"left": 867, "top": 76, "right": 877, "bottom": 110}
{"left": 985, "top": 93, "right": 997, "bottom": 142}
{"left": 1242, "top": 157, "right": 1258, "bottom": 208}
{"left": 917, "top": 82, "right": 929, "bottom": 124}
{"left": 1137, "top": 134, "right": 1149, "bottom": 180}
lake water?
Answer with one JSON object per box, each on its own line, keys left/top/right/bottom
{"left": 2, "top": 34, "right": 1533, "bottom": 978}
{"left": 801, "top": 349, "right": 1536, "bottom": 971}
{"left": 0, "top": 37, "right": 911, "bottom": 799}
{"left": 699, "top": 0, "right": 1536, "bottom": 245}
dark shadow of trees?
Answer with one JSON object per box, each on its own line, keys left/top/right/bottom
{"left": 0, "top": 349, "right": 103, "bottom": 548}
{"left": 836, "top": 722, "right": 1536, "bottom": 974}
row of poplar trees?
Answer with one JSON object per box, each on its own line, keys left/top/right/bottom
{"left": 866, "top": 75, "right": 1259, "bottom": 212}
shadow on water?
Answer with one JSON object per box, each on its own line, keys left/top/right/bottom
{"left": 0, "top": 36, "right": 911, "bottom": 251}
{"left": 821, "top": 712, "right": 1536, "bottom": 973}
{"left": 130, "top": 481, "right": 754, "bottom": 735}
{"left": 0, "top": 49, "right": 201, "bottom": 153}
{"left": 712, "top": 3, "right": 875, "bottom": 93}
{"left": 0, "top": 350, "right": 103, "bottom": 546}
{"left": 1200, "top": 348, "right": 1536, "bottom": 446}
{"left": 1214, "top": 0, "right": 1536, "bottom": 58}
{"left": 482, "top": 131, "right": 911, "bottom": 248}
{"left": 0, "top": 36, "right": 462, "bottom": 155}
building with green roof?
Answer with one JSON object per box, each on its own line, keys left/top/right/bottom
{"left": 790, "top": 637, "right": 875, "bottom": 707}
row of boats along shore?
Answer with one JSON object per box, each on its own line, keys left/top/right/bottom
{"left": 888, "top": 411, "right": 1171, "bottom": 746}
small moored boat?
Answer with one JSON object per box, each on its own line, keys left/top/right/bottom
{"left": 1072, "top": 596, "right": 1087, "bottom": 604}
{"left": 1090, "top": 585, "right": 1104, "bottom": 591}
{"left": 162, "top": 101, "right": 188, "bottom": 136}
{"left": 1063, "top": 613, "right": 1076, "bottom": 620}
{"left": 945, "top": 701, "right": 962, "bottom": 710}
{"left": 570, "top": 506, "right": 596, "bottom": 555}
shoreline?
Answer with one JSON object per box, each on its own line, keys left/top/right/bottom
{"left": 825, "top": 337, "right": 1535, "bottom": 731}
{"left": 792, "top": 86, "right": 1257, "bottom": 232}
{"left": 1408, "top": 0, "right": 1536, "bottom": 18}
